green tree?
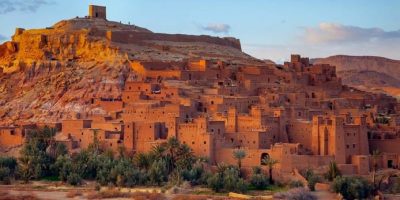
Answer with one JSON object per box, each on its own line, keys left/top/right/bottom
{"left": 262, "top": 157, "right": 279, "bottom": 184}
{"left": 304, "top": 169, "right": 320, "bottom": 191}
{"left": 332, "top": 176, "right": 373, "bottom": 200}
{"left": 148, "top": 159, "right": 168, "bottom": 186}
{"left": 0, "top": 167, "right": 11, "bottom": 184}
{"left": 325, "top": 161, "right": 341, "bottom": 181}
{"left": 233, "top": 149, "right": 246, "bottom": 170}
{"left": 250, "top": 166, "right": 269, "bottom": 189}
{"left": 18, "top": 127, "right": 56, "bottom": 182}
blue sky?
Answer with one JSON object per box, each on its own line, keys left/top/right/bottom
{"left": 1, "top": 0, "right": 399, "bottom": 62}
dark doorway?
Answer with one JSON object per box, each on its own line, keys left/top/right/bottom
{"left": 388, "top": 160, "right": 394, "bottom": 168}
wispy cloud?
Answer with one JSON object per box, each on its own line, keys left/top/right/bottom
{"left": 202, "top": 23, "right": 231, "bottom": 34}
{"left": 302, "top": 22, "right": 400, "bottom": 44}
{"left": 0, "top": 0, "right": 54, "bottom": 14}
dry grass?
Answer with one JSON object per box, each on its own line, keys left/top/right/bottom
{"left": 172, "top": 194, "right": 231, "bottom": 200}
{"left": 66, "top": 190, "right": 83, "bottom": 198}
{"left": 86, "top": 189, "right": 166, "bottom": 200}
{"left": 0, "top": 191, "right": 41, "bottom": 200}
{"left": 130, "top": 192, "right": 166, "bottom": 200}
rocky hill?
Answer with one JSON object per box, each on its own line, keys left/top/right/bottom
{"left": 0, "top": 17, "right": 261, "bottom": 125}
{"left": 312, "top": 55, "right": 400, "bottom": 98}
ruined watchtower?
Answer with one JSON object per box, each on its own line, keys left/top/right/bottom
{"left": 89, "top": 5, "right": 106, "bottom": 19}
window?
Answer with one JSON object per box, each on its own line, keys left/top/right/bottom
{"left": 192, "top": 141, "right": 195, "bottom": 145}
{"left": 204, "top": 141, "right": 207, "bottom": 144}
{"left": 353, "top": 144, "right": 356, "bottom": 148}
{"left": 346, "top": 145, "right": 349, "bottom": 149}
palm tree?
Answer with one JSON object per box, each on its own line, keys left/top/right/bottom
{"left": 372, "top": 149, "right": 381, "bottom": 189}
{"left": 233, "top": 149, "right": 246, "bottom": 169}
{"left": 325, "top": 161, "right": 341, "bottom": 181}
{"left": 262, "top": 157, "right": 279, "bottom": 184}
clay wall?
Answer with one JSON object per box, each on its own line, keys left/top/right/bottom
{"left": 0, "top": 128, "right": 25, "bottom": 148}
{"left": 287, "top": 120, "right": 313, "bottom": 151}
{"left": 369, "top": 139, "right": 400, "bottom": 154}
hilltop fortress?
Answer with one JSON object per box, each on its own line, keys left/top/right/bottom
{"left": 1, "top": 6, "right": 399, "bottom": 182}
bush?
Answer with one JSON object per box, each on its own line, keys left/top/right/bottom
{"left": 67, "top": 173, "right": 82, "bottom": 186}
{"left": 207, "top": 173, "right": 224, "bottom": 192}
{"left": 332, "top": 176, "right": 373, "bottom": 200}
{"left": 289, "top": 180, "right": 304, "bottom": 188}
{"left": 0, "top": 167, "right": 11, "bottom": 184}
{"left": 207, "top": 166, "right": 248, "bottom": 193}
{"left": 325, "top": 161, "right": 341, "bottom": 181}
{"left": 182, "top": 163, "right": 205, "bottom": 185}
{"left": 304, "top": 169, "right": 319, "bottom": 191}
{"left": 250, "top": 166, "right": 269, "bottom": 189}
{"left": 274, "top": 188, "right": 316, "bottom": 200}
{"left": 0, "top": 157, "right": 17, "bottom": 174}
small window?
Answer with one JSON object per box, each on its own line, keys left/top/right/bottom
{"left": 192, "top": 141, "right": 195, "bottom": 145}
{"left": 346, "top": 145, "right": 349, "bottom": 149}
{"left": 204, "top": 141, "right": 207, "bottom": 144}
{"left": 353, "top": 144, "right": 356, "bottom": 148}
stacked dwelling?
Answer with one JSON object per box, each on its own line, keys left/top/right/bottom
{"left": 47, "top": 54, "right": 399, "bottom": 181}
{"left": 1, "top": 5, "right": 399, "bottom": 182}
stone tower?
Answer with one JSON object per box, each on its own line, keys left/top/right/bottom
{"left": 89, "top": 5, "right": 106, "bottom": 19}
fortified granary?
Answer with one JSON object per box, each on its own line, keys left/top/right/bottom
{"left": 1, "top": 5, "right": 399, "bottom": 183}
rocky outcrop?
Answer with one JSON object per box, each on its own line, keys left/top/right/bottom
{"left": 312, "top": 55, "right": 400, "bottom": 98}
{"left": 0, "top": 17, "right": 259, "bottom": 125}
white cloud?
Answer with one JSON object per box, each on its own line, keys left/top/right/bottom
{"left": 202, "top": 23, "right": 231, "bottom": 34}
{"left": 302, "top": 22, "right": 400, "bottom": 44}
{"left": 0, "top": 0, "right": 54, "bottom": 14}
{"left": 244, "top": 23, "right": 400, "bottom": 62}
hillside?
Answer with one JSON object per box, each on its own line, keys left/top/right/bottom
{"left": 0, "top": 17, "right": 261, "bottom": 125}
{"left": 313, "top": 55, "right": 400, "bottom": 98}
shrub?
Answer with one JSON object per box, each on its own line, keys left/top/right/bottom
{"left": 207, "top": 173, "right": 224, "bottom": 192}
{"left": 0, "top": 157, "right": 17, "bottom": 174}
{"left": 207, "top": 166, "right": 248, "bottom": 193}
{"left": 332, "top": 176, "right": 373, "bottom": 200}
{"left": 182, "top": 163, "right": 205, "bottom": 185}
{"left": 250, "top": 166, "right": 269, "bottom": 189}
{"left": 67, "top": 173, "right": 82, "bottom": 186}
{"left": 289, "top": 180, "right": 304, "bottom": 188}
{"left": 325, "top": 161, "right": 341, "bottom": 181}
{"left": 274, "top": 188, "right": 317, "bottom": 200}
{"left": 304, "top": 169, "right": 319, "bottom": 191}
{"left": 0, "top": 167, "right": 11, "bottom": 184}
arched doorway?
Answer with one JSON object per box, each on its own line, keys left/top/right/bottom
{"left": 260, "top": 153, "right": 270, "bottom": 165}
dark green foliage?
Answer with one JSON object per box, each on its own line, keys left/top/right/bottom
{"left": 304, "top": 169, "right": 319, "bottom": 191}
{"left": 0, "top": 156, "right": 17, "bottom": 184}
{"left": 325, "top": 161, "right": 341, "bottom": 181}
{"left": 67, "top": 173, "right": 82, "bottom": 186}
{"left": 182, "top": 161, "right": 207, "bottom": 185}
{"left": 148, "top": 159, "right": 168, "bottom": 185}
{"left": 18, "top": 127, "right": 57, "bottom": 182}
{"left": 0, "top": 167, "right": 11, "bottom": 184}
{"left": 289, "top": 180, "right": 304, "bottom": 188}
{"left": 250, "top": 166, "right": 269, "bottom": 189}
{"left": 207, "top": 166, "right": 248, "bottom": 193}
{"left": 332, "top": 176, "right": 373, "bottom": 200}
{"left": 0, "top": 156, "right": 17, "bottom": 173}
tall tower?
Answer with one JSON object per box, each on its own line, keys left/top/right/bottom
{"left": 89, "top": 5, "right": 107, "bottom": 20}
